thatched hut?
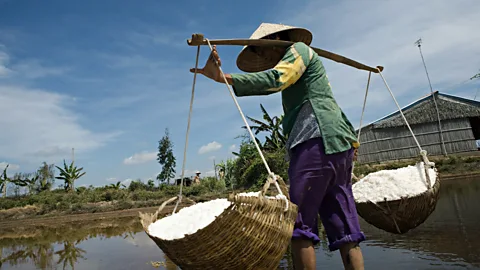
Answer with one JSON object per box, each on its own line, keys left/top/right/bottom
{"left": 356, "top": 91, "right": 480, "bottom": 164}
{"left": 175, "top": 177, "right": 192, "bottom": 186}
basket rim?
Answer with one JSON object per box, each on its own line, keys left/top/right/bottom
{"left": 354, "top": 175, "right": 441, "bottom": 206}
{"left": 142, "top": 194, "right": 297, "bottom": 242}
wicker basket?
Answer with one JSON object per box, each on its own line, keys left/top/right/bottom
{"left": 139, "top": 176, "right": 297, "bottom": 270}
{"left": 354, "top": 161, "right": 441, "bottom": 234}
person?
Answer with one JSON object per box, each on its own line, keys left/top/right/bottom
{"left": 193, "top": 171, "right": 201, "bottom": 185}
{"left": 218, "top": 168, "right": 225, "bottom": 180}
{"left": 190, "top": 23, "right": 365, "bottom": 270}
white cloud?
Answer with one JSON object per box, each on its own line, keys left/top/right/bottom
{"left": 11, "top": 59, "right": 69, "bottom": 79}
{"left": 0, "top": 85, "right": 119, "bottom": 163}
{"left": 0, "top": 50, "right": 12, "bottom": 77}
{"left": 208, "top": 156, "right": 216, "bottom": 160}
{"left": 198, "top": 141, "right": 222, "bottom": 154}
{"left": 123, "top": 151, "right": 157, "bottom": 165}
{"left": 0, "top": 47, "right": 68, "bottom": 79}
{"left": 106, "top": 177, "right": 118, "bottom": 183}
{"left": 0, "top": 162, "right": 20, "bottom": 171}
{"left": 229, "top": 144, "right": 237, "bottom": 151}
{"left": 278, "top": 0, "right": 480, "bottom": 125}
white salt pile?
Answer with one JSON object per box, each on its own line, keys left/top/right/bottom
{"left": 352, "top": 162, "right": 437, "bottom": 203}
{"left": 148, "top": 191, "right": 286, "bottom": 240}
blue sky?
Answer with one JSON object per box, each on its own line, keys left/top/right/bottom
{"left": 1, "top": 0, "right": 479, "bottom": 188}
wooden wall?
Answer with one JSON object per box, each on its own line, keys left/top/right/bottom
{"left": 357, "top": 118, "right": 478, "bottom": 164}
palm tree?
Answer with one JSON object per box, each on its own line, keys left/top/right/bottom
{"left": 55, "top": 160, "right": 86, "bottom": 192}
{"left": 33, "top": 244, "right": 54, "bottom": 270}
{"left": 108, "top": 181, "right": 126, "bottom": 190}
{"left": 55, "top": 241, "right": 86, "bottom": 269}
{"left": 243, "top": 104, "right": 287, "bottom": 151}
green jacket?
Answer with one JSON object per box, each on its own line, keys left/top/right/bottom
{"left": 231, "top": 42, "right": 359, "bottom": 155}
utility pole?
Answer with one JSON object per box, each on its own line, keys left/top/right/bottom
{"left": 72, "top": 148, "right": 75, "bottom": 163}
{"left": 415, "top": 38, "right": 448, "bottom": 156}
{"left": 213, "top": 159, "right": 218, "bottom": 180}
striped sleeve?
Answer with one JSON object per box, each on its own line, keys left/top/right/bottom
{"left": 231, "top": 42, "right": 314, "bottom": 97}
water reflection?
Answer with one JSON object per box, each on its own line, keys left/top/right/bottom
{"left": 0, "top": 217, "right": 142, "bottom": 269}
{"left": 359, "top": 176, "right": 480, "bottom": 269}
{"left": 0, "top": 177, "right": 478, "bottom": 269}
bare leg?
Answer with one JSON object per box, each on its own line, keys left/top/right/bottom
{"left": 339, "top": 242, "right": 364, "bottom": 270}
{"left": 291, "top": 238, "right": 316, "bottom": 270}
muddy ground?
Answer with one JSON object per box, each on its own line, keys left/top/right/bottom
{"left": 0, "top": 203, "right": 191, "bottom": 231}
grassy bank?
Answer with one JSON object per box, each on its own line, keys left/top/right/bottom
{"left": 2, "top": 155, "right": 479, "bottom": 222}
{"left": 0, "top": 177, "right": 236, "bottom": 221}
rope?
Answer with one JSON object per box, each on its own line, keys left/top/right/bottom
{"left": 204, "top": 39, "right": 285, "bottom": 197}
{"left": 376, "top": 69, "right": 423, "bottom": 152}
{"left": 172, "top": 38, "right": 287, "bottom": 213}
{"left": 352, "top": 71, "right": 372, "bottom": 176}
{"left": 372, "top": 68, "right": 434, "bottom": 188}
{"left": 356, "top": 72, "right": 372, "bottom": 144}
{"left": 203, "top": 39, "right": 288, "bottom": 211}
{"left": 377, "top": 68, "right": 435, "bottom": 188}
{"left": 354, "top": 69, "right": 435, "bottom": 189}
{"left": 173, "top": 45, "right": 201, "bottom": 214}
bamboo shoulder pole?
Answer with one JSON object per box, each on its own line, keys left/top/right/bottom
{"left": 187, "top": 33, "right": 384, "bottom": 73}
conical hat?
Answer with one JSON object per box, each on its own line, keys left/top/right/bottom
{"left": 236, "top": 23, "right": 313, "bottom": 72}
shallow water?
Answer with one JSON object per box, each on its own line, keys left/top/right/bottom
{"left": 1, "top": 177, "right": 479, "bottom": 269}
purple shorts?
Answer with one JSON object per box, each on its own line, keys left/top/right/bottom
{"left": 288, "top": 137, "right": 366, "bottom": 251}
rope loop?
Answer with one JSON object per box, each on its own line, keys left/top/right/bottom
{"left": 376, "top": 68, "right": 423, "bottom": 153}
{"left": 173, "top": 45, "right": 201, "bottom": 214}
{"left": 355, "top": 68, "right": 437, "bottom": 190}
{"left": 420, "top": 150, "right": 435, "bottom": 168}
{"left": 203, "top": 38, "right": 284, "bottom": 197}
{"left": 173, "top": 37, "right": 290, "bottom": 216}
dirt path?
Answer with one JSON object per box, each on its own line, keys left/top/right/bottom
{"left": 0, "top": 203, "right": 189, "bottom": 229}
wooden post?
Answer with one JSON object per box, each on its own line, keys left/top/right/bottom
{"left": 186, "top": 34, "right": 384, "bottom": 74}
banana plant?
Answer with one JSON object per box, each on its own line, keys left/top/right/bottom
{"left": 242, "top": 104, "right": 287, "bottom": 151}
{"left": 215, "top": 159, "right": 236, "bottom": 189}
{"left": 108, "top": 181, "right": 126, "bottom": 190}
{"left": 11, "top": 173, "right": 39, "bottom": 195}
{"left": 55, "top": 160, "right": 86, "bottom": 192}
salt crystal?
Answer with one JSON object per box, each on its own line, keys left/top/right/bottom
{"left": 352, "top": 162, "right": 437, "bottom": 203}
{"left": 148, "top": 192, "right": 286, "bottom": 240}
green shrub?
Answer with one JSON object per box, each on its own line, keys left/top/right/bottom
{"left": 235, "top": 149, "right": 289, "bottom": 190}
{"left": 200, "top": 177, "right": 226, "bottom": 193}
{"left": 161, "top": 184, "right": 181, "bottom": 197}
{"left": 128, "top": 180, "right": 148, "bottom": 192}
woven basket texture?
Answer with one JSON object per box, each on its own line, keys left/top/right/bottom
{"left": 355, "top": 176, "right": 441, "bottom": 234}
{"left": 139, "top": 178, "right": 298, "bottom": 270}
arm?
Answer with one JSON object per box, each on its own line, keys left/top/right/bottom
{"left": 230, "top": 42, "right": 314, "bottom": 97}
{"left": 190, "top": 43, "right": 315, "bottom": 95}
